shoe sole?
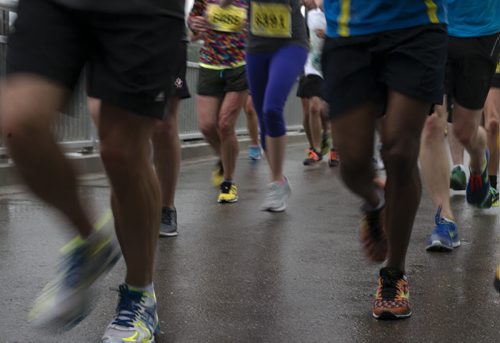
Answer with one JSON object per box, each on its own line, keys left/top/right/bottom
{"left": 426, "top": 239, "right": 460, "bottom": 251}
{"left": 159, "top": 231, "right": 178, "bottom": 237}
{"left": 303, "top": 160, "right": 321, "bottom": 166}
{"left": 373, "top": 310, "right": 412, "bottom": 320}
{"left": 426, "top": 241, "right": 453, "bottom": 252}
{"left": 263, "top": 204, "right": 287, "bottom": 212}
{"left": 218, "top": 198, "right": 238, "bottom": 204}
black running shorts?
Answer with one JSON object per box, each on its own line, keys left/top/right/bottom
{"left": 197, "top": 65, "right": 248, "bottom": 97}
{"left": 296, "top": 74, "right": 324, "bottom": 99}
{"left": 322, "top": 24, "right": 448, "bottom": 118}
{"left": 173, "top": 42, "right": 191, "bottom": 100}
{"left": 7, "top": 0, "right": 184, "bottom": 119}
{"left": 445, "top": 33, "right": 500, "bottom": 109}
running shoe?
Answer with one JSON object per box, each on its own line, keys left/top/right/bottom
{"left": 450, "top": 165, "right": 467, "bottom": 191}
{"left": 491, "top": 187, "right": 500, "bottom": 208}
{"left": 159, "top": 207, "right": 177, "bottom": 237}
{"left": 248, "top": 145, "right": 262, "bottom": 160}
{"left": 211, "top": 160, "right": 224, "bottom": 187}
{"left": 425, "top": 206, "right": 459, "bottom": 252}
{"left": 466, "top": 150, "right": 490, "bottom": 206}
{"left": 328, "top": 149, "right": 339, "bottom": 167}
{"left": 320, "top": 133, "right": 332, "bottom": 156}
{"left": 102, "top": 284, "right": 159, "bottom": 343}
{"left": 29, "top": 231, "right": 121, "bottom": 329}
{"left": 477, "top": 186, "right": 500, "bottom": 209}
{"left": 373, "top": 267, "right": 411, "bottom": 319}
{"left": 360, "top": 203, "right": 387, "bottom": 263}
{"left": 261, "top": 177, "right": 291, "bottom": 212}
{"left": 218, "top": 181, "right": 238, "bottom": 203}
{"left": 494, "top": 263, "right": 500, "bottom": 293}
{"left": 303, "top": 148, "right": 322, "bottom": 166}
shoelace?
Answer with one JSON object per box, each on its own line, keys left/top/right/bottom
{"left": 161, "top": 209, "right": 173, "bottom": 225}
{"left": 111, "top": 285, "right": 143, "bottom": 328}
{"left": 379, "top": 274, "right": 403, "bottom": 300}
{"left": 380, "top": 277, "right": 399, "bottom": 300}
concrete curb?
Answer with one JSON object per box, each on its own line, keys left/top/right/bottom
{"left": 0, "top": 132, "right": 307, "bottom": 187}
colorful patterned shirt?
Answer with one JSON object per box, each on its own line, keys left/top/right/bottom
{"left": 188, "top": 0, "right": 248, "bottom": 69}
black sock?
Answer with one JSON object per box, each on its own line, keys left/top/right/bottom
{"left": 221, "top": 180, "right": 232, "bottom": 191}
{"left": 490, "top": 175, "right": 497, "bottom": 189}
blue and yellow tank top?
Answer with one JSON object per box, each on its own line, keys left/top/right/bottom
{"left": 323, "top": 0, "right": 447, "bottom": 38}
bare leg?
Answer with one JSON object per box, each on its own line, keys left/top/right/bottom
{"left": 98, "top": 103, "right": 159, "bottom": 287}
{"left": 301, "top": 97, "right": 313, "bottom": 147}
{"left": 321, "top": 104, "right": 330, "bottom": 138}
{"left": 420, "top": 105, "right": 454, "bottom": 220}
{"left": 452, "top": 103, "right": 486, "bottom": 173}
{"left": 152, "top": 98, "right": 181, "bottom": 209}
{"left": 266, "top": 135, "right": 288, "bottom": 182}
{"left": 1, "top": 76, "right": 93, "bottom": 237}
{"left": 197, "top": 95, "right": 222, "bottom": 155}
{"left": 484, "top": 88, "right": 500, "bottom": 185}
{"left": 218, "top": 91, "right": 246, "bottom": 180}
{"left": 309, "top": 96, "right": 323, "bottom": 151}
{"left": 331, "top": 103, "right": 379, "bottom": 207}
{"left": 448, "top": 122, "right": 465, "bottom": 166}
{"left": 244, "top": 95, "right": 260, "bottom": 146}
{"left": 381, "top": 91, "right": 430, "bottom": 272}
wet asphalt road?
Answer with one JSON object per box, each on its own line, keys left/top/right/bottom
{"left": 1, "top": 142, "right": 500, "bottom": 343}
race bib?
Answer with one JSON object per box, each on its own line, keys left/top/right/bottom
{"left": 207, "top": 4, "right": 247, "bottom": 33}
{"left": 250, "top": 2, "right": 291, "bottom": 38}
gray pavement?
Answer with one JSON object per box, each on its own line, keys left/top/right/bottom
{"left": 1, "top": 142, "right": 500, "bottom": 343}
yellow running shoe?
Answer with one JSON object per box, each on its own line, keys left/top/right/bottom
{"left": 218, "top": 182, "right": 238, "bottom": 203}
{"left": 211, "top": 161, "right": 224, "bottom": 187}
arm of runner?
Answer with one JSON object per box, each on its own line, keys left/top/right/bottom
{"left": 188, "top": 0, "right": 209, "bottom": 33}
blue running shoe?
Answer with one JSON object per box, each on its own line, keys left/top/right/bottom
{"left": 29, "top": 229, "right": 121, "bottom": 329}
{"left": 248, "top": 145, "right": 262, "bottom": 160}
{"left": 467, "top": 149, "right": 490, "bottom": 206}
{"left": 426, "top": 206, "right": 460, "bottom": 252}
{"left": 102, "top": 284, "right": 159, "bottom": 343}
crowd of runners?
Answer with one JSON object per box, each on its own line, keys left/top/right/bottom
{"left": 0, "top": 0, "right": 499, "bottom": 341}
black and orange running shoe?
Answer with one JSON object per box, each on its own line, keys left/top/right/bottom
{"left": 303, "top": 148, "right": 322, "bottom": 166}
{"left": 328, "top": 149, "right": 339, "bottom": 167}
{"left": 360, "top": 204, "right": 387, "bottom": 263}
{"left": 373, "top": 267, "right": 412, "bottom": 320}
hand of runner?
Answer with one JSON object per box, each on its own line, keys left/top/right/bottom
{"left": 315, "top": 29, "right": 325, "bottom": 39}
{"left": 190, "top": 16, "right": 209, "bottom": 32}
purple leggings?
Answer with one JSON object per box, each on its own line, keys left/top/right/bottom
{"left": 246, "top": 44, "right": 308, "bottom": 149}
